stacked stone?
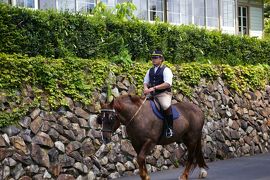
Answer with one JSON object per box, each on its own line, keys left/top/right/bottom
{"left": 0, "top": 76, "right": 269, "bottom": 179}
{"left": 190, "top": 78, "right": 270, "bottom": 161}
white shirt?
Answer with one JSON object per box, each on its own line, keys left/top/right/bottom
{"left": 143, "top": 66, "right": 173, "bottom": 86}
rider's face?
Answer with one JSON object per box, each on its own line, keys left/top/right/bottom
{"left": 151, "top": 56, "right": 162, "bottom": 66}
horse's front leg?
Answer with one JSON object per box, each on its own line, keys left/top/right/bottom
{"left": 137, "top": 139, "right": 155, "bottom": 180}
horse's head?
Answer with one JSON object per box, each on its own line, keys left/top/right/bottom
{"left": 97, "top": 100, "right": 120, "bottom": 144}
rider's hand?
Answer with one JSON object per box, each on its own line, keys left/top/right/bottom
{"left": 144, "top": 87, "right": 155, "bottom": 95}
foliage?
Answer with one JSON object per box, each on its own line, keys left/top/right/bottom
{"left": 264, "top": 18, "right": 270, "bottom": 39}
{"left": 0, "top": 91, "right": 39, "bottom": 127}
{"left": 174, "top": 63, "right": 219, "bottom": 96}
{"left": 263, "top": 1, "right": 270, "bottom": 39}
{"left": 114, "top": 2, "right": 137, "bottom": 21}
{"left": 220, "top": 64, "right": 269, "bottom": 93}
{"left": 92, "top": 2, "right": 112, "bottom": 17}
{"left": 265, "top": 0, "right": 270, "bottom": 18}
{"left": 92, "top": 2, "right": 137, "bottom": 21}
{"left": 0, "top": 53, "right": 109, "bottom": 106}
{"left": 1, "top": 53, "right": 269, "bottom": 127}
{"left": 0, "top": 3, "right": 270, "bottom": 65}
{"left": 111, "top": 48, "right": 133, "bottom": 65}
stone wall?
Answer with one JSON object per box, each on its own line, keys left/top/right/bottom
{"left": 0, "top": 77, "right": 270, "bottom": 180}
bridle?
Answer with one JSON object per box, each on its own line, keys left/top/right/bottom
{"left": 100, "top": 97, "right": 147, "bottom": 130}
{"left": 100, "top": 109, "right": 115, "bottom": 113}
{"left": 100, "top": 109, "right": 116, "bottom": 133}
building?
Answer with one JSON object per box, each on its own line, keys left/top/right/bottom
{"left": 0, "top": 0, "right": 264, "bottom": 37}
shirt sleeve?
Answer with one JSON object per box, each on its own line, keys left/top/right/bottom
{"left": 163, "top": 67, "right": 173, "bottom": 86}
{"left": 143, "top": 69, "right": 150, "bottom": 84}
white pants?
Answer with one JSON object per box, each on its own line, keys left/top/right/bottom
{"left": 155, "top": 91, "right": 172, "bottom": 110}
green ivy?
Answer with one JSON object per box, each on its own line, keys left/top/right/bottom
{"left": 0, "top": 53, "right": 269, "bottom": 127}
{"left": 0, "top": 90, "right": 39, "bottom": 127}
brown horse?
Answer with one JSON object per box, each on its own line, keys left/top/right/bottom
{"left": 97, "top": 94, "right": 208, "bottom": 180}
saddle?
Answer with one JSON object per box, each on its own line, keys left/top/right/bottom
{"left": 149, "top": 99, "right": 180, "bottom": 120}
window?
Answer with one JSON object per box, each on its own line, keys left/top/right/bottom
{"left": 0, "top": 0, "right": 9, "bottom": 4}
{"left": 238, "top": 6, "right": 248, "bottom": 35}
{"left": 179, "top": 0, "right": 189, "bottom": 25}
{"left": 59, "top": 0, "right": 75, "bottom": 12}
{"left": 16, "top": 0, "right": 34, "bottom": 8}
{"left": 149, "top": 0, "right": 164, "bottom": 21}
{"left": 184, "top": 0, "right": 205, "bottom": 26}
{"left": 221, "top": 0, "right": 235, "bottom": 27}
{"left": 39, "top": 0, "right": 56, "bottom": 10}
{"left": 167, "top": 0, "right": 181, "bottom": 24}
{"left": 118, "top": 0, "right": 132, "bottom": 3}
{"left": 101, "top": 0, "right": 130, "bottom": 9}
{"left": 167, "top": 0, "right": 206, "bottom": 26}
{"left": 133, "top": 0, "right": 147, "bottom": 20}
{"left": 193, "top": 0, "right": 205, "bottom": 26}
{"left": 205, "top": 0, "right": 218, "bottom": 28}
{"left": 77, "top": 0, "right": 95, "bottom": 12}
{"left": 101, "top": 0, "right": 115, "bottom": 8}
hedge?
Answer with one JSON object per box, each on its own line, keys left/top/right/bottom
{"left": 0, "top": 3, "right": 270, "bottom": 65}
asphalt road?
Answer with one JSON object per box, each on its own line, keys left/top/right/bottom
{"left": 118, "top": 153, "right": 270, "bottom": 180}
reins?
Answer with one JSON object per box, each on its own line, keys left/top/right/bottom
{"left": 100, "top": 97, "right": 148, "bottom": 128}
{"left": 125, "top": 97, "right": 147, "bottom": 127}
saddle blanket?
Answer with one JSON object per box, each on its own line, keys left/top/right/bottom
{"left": 150, "top": 100, "right": 180, "bottom": 120}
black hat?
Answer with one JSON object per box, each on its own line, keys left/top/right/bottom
{"left": 151, "top": 50, "right": 163, "bottom": 57}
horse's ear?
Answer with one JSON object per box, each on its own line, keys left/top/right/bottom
{"left": 129, "top": 94, "right": 135, "bottom": 101}
{"left": 96, "top": 114, "right": 102, "bottom": 124}
{"left": 110, "top": 98, "right": 114, "bottom": 106}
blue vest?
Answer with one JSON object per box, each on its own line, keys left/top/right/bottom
{"left": 149, "top": 65, "right": 171, "bottom": 94}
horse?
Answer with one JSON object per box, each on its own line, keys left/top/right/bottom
{"left": 96, "top": 94, "right": 208, "bottom": 180}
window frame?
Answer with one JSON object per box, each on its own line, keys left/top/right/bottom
{"left": 148, "top": 0, "right": 164, "bottom": 22}
{"left": 238, "top": 5, "right": 249, "bottom": 35}
{"left": 205, "top": 0, "right": 219, "bottom": 29}
{"left": 15, "top": 0, "right": 36, "bottom": 8}
{"left": 167, "top": 0, "right": 181, "bottom": 24}
{"left": 76, "top": 0, "right": 96, "bottom": 13}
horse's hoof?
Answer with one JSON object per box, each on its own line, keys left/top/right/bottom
{"left": 199, "top": 168, "right": 208, "bottom": 178}
{"left": 178, "top": 175, "right": 187, "bottom": 180}
{"left": 145, "top": 175, "right": 150, "bottom": 180}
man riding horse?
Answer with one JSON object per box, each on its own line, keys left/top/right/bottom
{"left": 97, "top": 49, "right": 208, "bottom": 180}
{"left": 143, "top": 49, "right": 174, "bottom": 138}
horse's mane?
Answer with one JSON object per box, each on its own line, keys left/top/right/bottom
{"left": 113, "top": 94, "right": 142, "bottom": 110}
{"left": 129, "top": 94, "right": 143, "bottom": 106}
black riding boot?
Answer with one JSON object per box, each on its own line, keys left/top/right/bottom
{"left": 164, "top": 106, "right": 173, "bottom": 138}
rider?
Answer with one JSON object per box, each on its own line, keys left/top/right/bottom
{"left": 143, "top": 49, "right": 174, "bottom": 138}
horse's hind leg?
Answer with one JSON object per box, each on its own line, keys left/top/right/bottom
{"left": 179, "top": 134, "right": 208, "bottom": 180}
{"left": 136, "top": 139, "right": 155, "bottom": 180}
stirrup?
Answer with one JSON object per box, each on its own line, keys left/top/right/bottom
{"left": 165, "top": 128, "right": 173, "bottom": 138}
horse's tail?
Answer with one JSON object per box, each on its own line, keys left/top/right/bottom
{"left": 194, "top": 135, "right": 208, "bottom": 169}
{"left": 186, "top": 132, "right": 208, "bottom": 172}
